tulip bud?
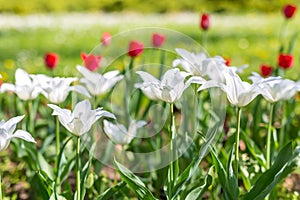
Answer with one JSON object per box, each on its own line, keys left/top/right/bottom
{"left": 152, "top": 33, "right": 166, "bottom": 47}
{"left": 278, "top": 54, "right": 293, "bottom": 69}
{"left": 101, "top": 32, "right": 112, "bottom": 46}
{"left": 81, "top": 52, "right": 102, "bottom": 71}
{"left": 260, "top": 64, "right": 273, "bottom": 77}
{"left": 128, "top": 40, "right": 144, "bottom": 58}
{"left": 283, "top": 4, "right": 297, "bottom": 19}
{"left": 44, "top": 52, "right": 59, "bottom": 70}
{"left": 200, "top": 13, "right": 210, "bottom": 30}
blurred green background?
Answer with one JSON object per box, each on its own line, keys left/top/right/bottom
{"left": 0, "top": 0, "right": 298, "bottom": 14}
{"left": 0, "top": 0, "right": 299, "bottom": 81}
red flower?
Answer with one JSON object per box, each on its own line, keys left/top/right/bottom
{"left": 200, "top": 13, "right": 210, "bottom": 30}
{"left": 128, "top": 40, "right": 144, "bottom": 58}
{"left": 101, "top": 32, "right": 112, "bottom": 46}
{"left": 44, "top": 52, "right": 59, "bottom": 70}
{"left": 260, "top": 64, "right": 273, "bottom": 77}
{"left": 81, "top": 53, "right": 102, "bottom": 71}
{"left": 152, "top": 33, "right": 166, "bottom": 47}
{"left": 283, "top": 4, "right": 297, "bottom": 19}
{"left": 0, "top": 79, "right": 2, "bottom": 87}
{"left": 223, "top": 57, "right": 231, "bottom": 66}
{"left": 278, "top": 54, "right": 293, "bottom": 69}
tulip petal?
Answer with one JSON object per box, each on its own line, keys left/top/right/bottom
{"left": 136, "top": 71, "right": 159, "bottom": 83}
{"left": 0, "top": 83, "right": 16, "bottom": 93}
{"left": 70, "top": 85, "right": 91, "bottom": 98}
{"left": 3, "top": 115, "right": 25, "bottom": 136}
{"left": 11, "top": 130, "right": 36, "bottom": 143}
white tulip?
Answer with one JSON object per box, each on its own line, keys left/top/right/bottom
{"left": 0, "top": 68, "right": 42, "bottom": 100}
{"left": 77, "top": 65, "right": 123, "bottom": 96}
{"left": 198, "top": 69, "right": 267, "bottom": 107}
{"left": 0, "top": 115, "right": 36, "bottom": 151}
{"left": 33, "top": 75, "right": 90, "bottom": 104}
{"left": 135, "top": 68, "right": 193, "bottom": 103}
{"left": 103, "top": 119, "right": 146, "bottom": 145}
{"left": 48, "top": 100, "right": 115, "bottom": 136}
{"left": 173, "top": 49, "right": 248, "bottom": 82}
{"left": 249, "top": 72, "right": 300, "bottom": 103}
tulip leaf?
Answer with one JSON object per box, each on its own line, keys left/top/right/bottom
{"left": 242, "top": 142, "right": 300, "bottom": 200}
{"left": 210, "top": 147, "right": 238, "bottom": 200}
{"left": 171, "top": 122, "right": 221, "bottom": 198}
{"left": 185, "top": 173, "right": 212, "bottom": 200}
{"left": 36, "top": 170, "right": 54, "bottom": 196}
{"left": 95, "top": 181, "right": 126, "bottom": 200}
{"left": 114, "top": 159, "right": 158, "bottom": 200}
{"left": 80, "top": 156, "right": 92, "bottom": 200}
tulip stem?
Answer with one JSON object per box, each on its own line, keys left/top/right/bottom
{"left": 279, "top": 101, "right": 287, "bottom": 148}
{"left": 168, "top": 103, "right": 177, "bottom": 199}
{"left": 234, "top": 107, "right": 242, "bottom": 180}
{"left": 266, "top": 103, "right": 274, "bottom": 169}
{"left": 28, "top": 100, "right": 35, "bottom": 135}
{"left": 56, "top": 116, "right": 60, "bottom": 157}
{"left": 76, "top": 136, "right": 81, "bottom": 200}
{"left": 0, "top": 172, "right": 2, "bottom": 200}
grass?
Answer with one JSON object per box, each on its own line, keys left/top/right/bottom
{"left": 0, "top": 12, "right": 300, "bottom": 80}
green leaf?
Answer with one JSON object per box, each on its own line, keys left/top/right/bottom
{"left": 80, "top": 156, "right": 92, "bottom": 200}
{"left": 114, "top": 159, "right": 158, "bottom": 200}
{"left": 95, "top": 181, "right": 126, "bottom": 200}
{"left": 185, "top": 173, "right": 212, "bottom": 200}
{"left": 225, "top": 147, "right": 239, "bottom": 200}
{"left": 242, "top": 142, "right": 299, "bottom": 200}
{"left": 36, "top": 170, "right": 54, "bottom": 196}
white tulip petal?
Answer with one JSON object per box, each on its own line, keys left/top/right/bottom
{"left": 11, "top": 130, "right": 36, "bottom": 143}
{"left": 70, "top": 85, "right": 91, "bottom": 98}
{"left": 0, "top": 83, "right": 16, "bottom": 93}
{"left": 3, "top": 115, "right": 25, "bottom": 135}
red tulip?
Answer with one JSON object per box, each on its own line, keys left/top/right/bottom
{"left": 101, "top": 32, "right": 112, "bottom": 46}
{"left": 0, "top": 79, "right": 2, "bottom": 87}
{"left": 260, "top": 64, "right": 273, "bottom": 77}
{"left": 44, "top": 52, "right": 59, "bottom": 70}
{"left": 223, "top": 57, "right": 231, "bottom": 66}
{"left": 278, "top": 54, "right": 293, "bottom": 69}
{"left": 81, "top": 53, "right": 102, "bottom": 71}
{"left": 152, "top": 33, "right": 166, "bottom": 47}
{"left": 200, "top": 13, "right": 210, "bottom": 30}
{"left": 283, "top": 4, "right": 297, "bottom": 19}
{"left": 128, "top": 40, "right": 144, "bottom": 58}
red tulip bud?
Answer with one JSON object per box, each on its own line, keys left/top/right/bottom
{"left": 44, "top": 52, "right": 59, "bottom": 70}
{"left": 200, "top": 13, "right": 210, "bottom": 30}
{"left": 152, "top": 33, "right": 166, "bottom": 47}
{"left": 278, "top": 54, "right": 293, "bottom": 69}
{"left": 260, "top": 64, "right": 273, "bottom": 77}
{"left": 283, "top": 4, "right": 297, "bottom": 19}
{"left": 128, "top": 40, "right": 144, "bottom": 58}
{"left": 101, "top": 32, "right": 112, "bottom": 46}
{"left": 81, "top": 52, "right": 102, "bottom": 71}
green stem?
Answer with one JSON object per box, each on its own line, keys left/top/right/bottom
{"left": 0, "top": 172, "right": 2, "bottom": 200}
{"left": 158, "top": 50, "right": 165, "bottom": 78}
{"left": 56, "top": 116, "right": 60, "bottom": 157}
{"left": 123, "top": 58, "right": 134, "bottom": 127}
{"left": 266, "top": 103, "right": 274, "bottom": 169}
{"left": 234, "top": 107, "right": 242, "bottom": 180}
{"left": 201, "top": 30, "right": 208, "bottom": 48}
{"left": 168, "top": 103, "right": 177, "bottom": 199}
{"left": 76, "top": 136, "right": 81, "bottom": 200}
{"left": 28, "top": 100, "right": 34, "bottom": 135}
{"left": 279, "top": 102, "right": 286, "bottom": 147}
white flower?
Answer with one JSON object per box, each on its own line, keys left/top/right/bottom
{"left": 48, "top": 100, "right": 115, "bottom": 136}
{"left": 172, "top": 48, "right": 208, "bottom": 76}
{"left": 0, "top": 115, "right": 36, "bottom": 151}
{"left": 103, "top": 119, "right": 146, "bottom": 145}
{"left": 249, "top": 72, "right": 300, "bottom": 103}
{"left": 33, "top": 75, "right": 90, "bottom": 104}
{"left": 198, "top": 69, "right": 268, "bottom": 107}
{"left": 135, "top": 68, "right": 194, "bottom": 103}
{"left": 173, "top": 49, "right": 248, "bottom": 83}
{"left": 0, "top": 68, "right": 42, "bottom": 100}
{"left": 77, "top": 65, "right": 123, "bottom": 96}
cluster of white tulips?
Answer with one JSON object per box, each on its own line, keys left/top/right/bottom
{"left": 0, "top": 48, "right": 299, "bottom": 199}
